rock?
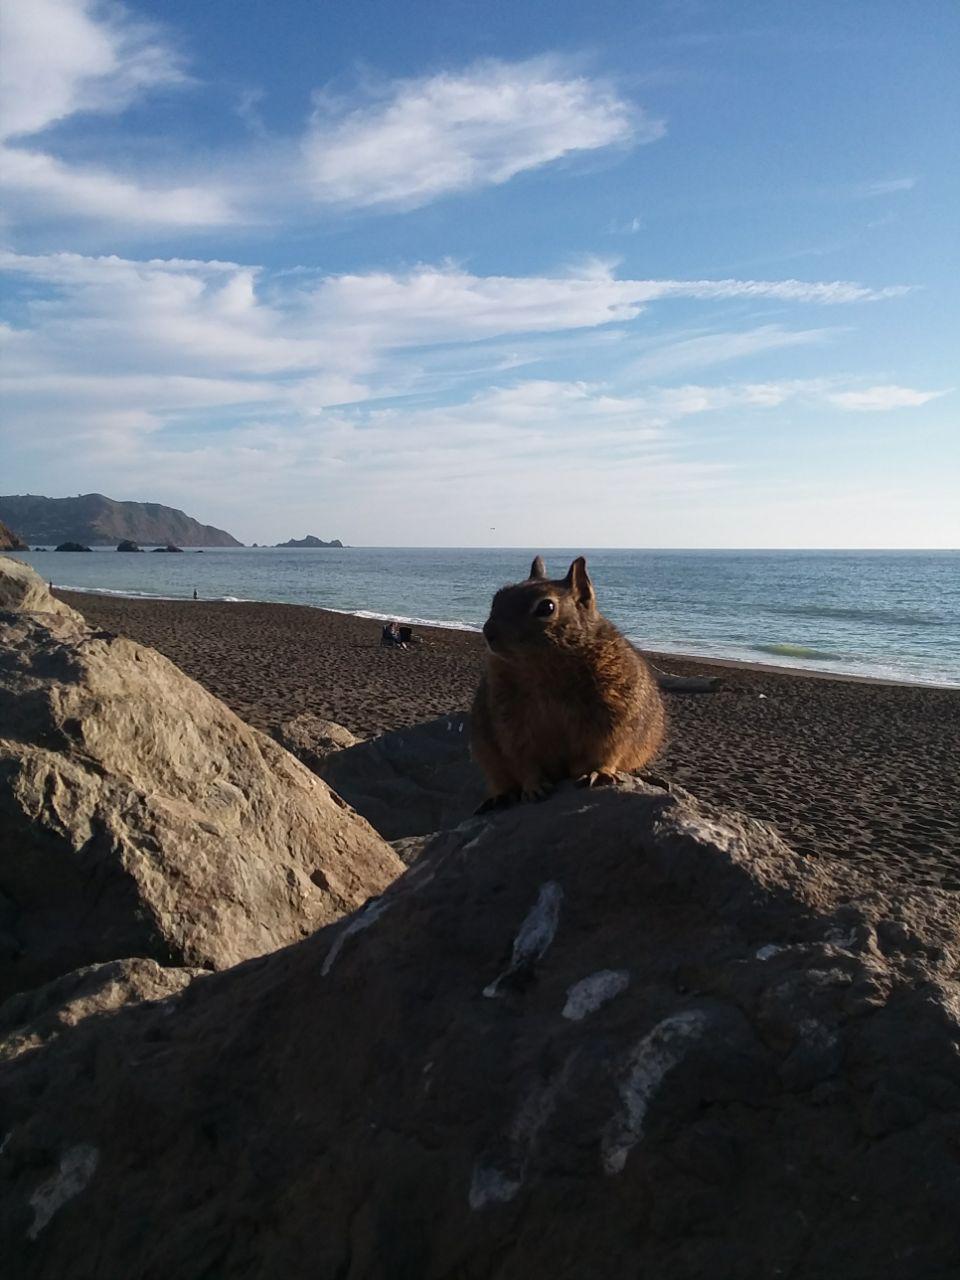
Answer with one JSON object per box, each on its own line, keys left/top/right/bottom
{"left": 274, "top": 714, "right": 363, "bottom": 773}
{"left": 275, "top": 535, "right": 344, "bottom": 548}
{"left": 0, "top": 557, "right": 77, "bottom": 621}
{"left": 115, "top": 540, "right": 143, "bottom": 553}
{"left": 151, "top": 544, "right": 183, "bottom": 553}
{"left": 0, "top": 521, "right": 28, "bottom": 551}
{"left": 0, "top": 557, "right": 402, "bottom": 1000}
{"left": 53, "top": 542, "right": 91, "bottom": 553}
{"left": 1, "top": 778, "right": 957, "bottom": 1277}
{"left": 0, "top": 958, "right": 203, "bottom": 1064}
{"left": 319, "top": 712, "right": 485, "bottom": 839}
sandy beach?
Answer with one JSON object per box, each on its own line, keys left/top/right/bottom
{"left": 61, "top": 590, "right": 960, "bottom": 896}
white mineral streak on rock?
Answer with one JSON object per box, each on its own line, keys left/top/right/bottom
{"left": 28, "top": 1145, "right": 99, "bottom": 1239}
{"left": 469, "top": 1052, "right": 576, "bottom": 1210}
{"left": 468, "top": 1164, "right": 522, "bottom": 1210}
{"left": 756, "top": 944, "right": 784, "bottom": 961}
{"left": 562, "top": 969, "right": 630, "bottom": 1020}
{"left": 601, "top": 1010, "right": 709, "bottom": 1175}
{"left": 321, "top": 896, "right": 391, "bottom": 977}
{"left": 483, "top": 881, "right": 563, "bottom": 998}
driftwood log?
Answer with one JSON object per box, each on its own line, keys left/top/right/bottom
{"left": 652, "top": 666, "right": 719, "bottom": 693}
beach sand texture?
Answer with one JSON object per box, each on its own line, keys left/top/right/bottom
{"left": 61, "top": 591, "right": 960, "bottom": 896}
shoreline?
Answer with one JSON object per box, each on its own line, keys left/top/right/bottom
{"left": 53, "top": 585, "right": 957, "bottom": 691}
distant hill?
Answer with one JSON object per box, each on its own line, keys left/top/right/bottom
{"left": 0, "top": 494, "right": 242, "bottom": 548}
{"left": 0, "top": 520, "right": 28, "bottom": 551}
{"left": 275, "top": 535, "right": 344, "bottom": 548}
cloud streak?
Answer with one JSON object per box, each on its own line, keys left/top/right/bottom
{"left": 302, "top": 59, "right": 653, "bottom": 209}
{"left": 825, "top": 384, "right": 949, "bottom": 411}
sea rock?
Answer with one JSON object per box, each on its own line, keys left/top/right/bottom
{"left": 1, "top": 778, "right": 957, "bottom": 1277}
{"left": 151, "top": 543, "right": 183, "bottom": 553}
{"left": 53, "top": 542, "right": 91, "bottom": 553}
{"left": 274, "top": 714, "right": 363, "bottom": 773}
{"left": 115, "top": 540, "right": 143, "bottom": 553}
{"left": 275, "top": 535, "right": 344, "bottom": 548}
{"left": 319, "top": 712, "right": 484, "bottom": 839}
{"left": 0, "top": 557, "right": 402, "bottom": 1000}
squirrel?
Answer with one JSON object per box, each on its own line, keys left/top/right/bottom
{"left": 471, "top": 555, "right": 665, "bottom": 808}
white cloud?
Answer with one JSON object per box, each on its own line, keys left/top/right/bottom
{"left": 0, "top": 13, "right": 656, "bottom": 232}
{"left": 856, "top": 177, "right": 917, "bottom": 198}
{"left": 0, "top": 0, "right": 238, "bottom": 230}
{"left": 0, "top": 0, "right": 184, "bottom": 142}
{"left": 0, "top": 252, "right": 905, "bottom": 422}
{"left": 825, "top": 384, "right": 949, "bottom": 411}
{"left": 0, "top": 146, "right": 233, "bottom": 226}
{"left": 302, "top": 59, "right": 653, "bottom": 208}
{"left": 2, "top": 248, "right": 937, "bottom": 543}
{"left": 630, "top": 324, "right": 834, "bottom": 378}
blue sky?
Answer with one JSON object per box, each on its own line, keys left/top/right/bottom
{"left": 1, "top": 0, "right": 957, "bottom": 546}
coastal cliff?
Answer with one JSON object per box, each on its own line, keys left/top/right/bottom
{"left": 0, "top": 521, "right": 28, "bottom": 551}
{"left": 0, "top": 493, "right": 242, "bottom": 548}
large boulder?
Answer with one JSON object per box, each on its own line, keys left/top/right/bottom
{"left": 319, "top": 712, "right": 485, "bottom": 839}
{"left": 1, "top": 778, "right": 957, "bottom": 1277}
{"left": 0, "top": 557, "right": 402, "bottom": 1000}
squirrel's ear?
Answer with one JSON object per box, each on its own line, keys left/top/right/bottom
{"left": 564, "top": 556, "right": 595, "bottom": 608}
{"left": 529, "top": 555, "right": 547, "bottom": 580}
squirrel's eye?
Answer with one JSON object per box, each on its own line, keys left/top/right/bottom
{"left": 534, "top": 599, "right": 556, "bottom": 618}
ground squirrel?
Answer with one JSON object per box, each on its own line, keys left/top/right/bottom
{"left": 471, "top": 555, "right": 665, "bottom": 808}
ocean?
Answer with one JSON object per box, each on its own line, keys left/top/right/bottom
{"left": 9, "top": 546, "right": 959, "bottom": 687}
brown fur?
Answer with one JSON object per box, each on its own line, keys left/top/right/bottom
{"left": 471, "top": 555, "right": 666, "bottom": 804}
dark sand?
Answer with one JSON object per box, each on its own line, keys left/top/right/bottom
{"left": 61, "top": 591, "right": 960, "bottom": 895}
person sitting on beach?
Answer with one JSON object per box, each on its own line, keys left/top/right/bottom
{"left": 381, "top": 621, "right": 405, "bottom": 648}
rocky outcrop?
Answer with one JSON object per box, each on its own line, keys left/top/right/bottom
{"left": 0, "top": 494, "right": 241, "bottom": 548}
{"left": 150, "top": 543, "right": 182, "bottom": 553}
{"left": 0, "top": 557, "right": 402, "bottom": 1000}
{"left": 115, "top": 540, "right": 143, "bottom": 553}
{"left": 0, "top": 521, "right": 28, "bottom": 551}
{"left": 53, "top": 542, "right": 91, "bottom": 552}
{"left": 0, "top": 958, "right": 203, "bottom": 1064}
{"left": 1, "top": 776, "right": 958, "bottom": 1277}
{"left": 275, "top": 535, "right": 344, "bottom": 548}
{"left": 318, "top": 712, "right": 484, "bottom": 839}
{"left": 274, "top": 714, "right": 363, "bottom": 774}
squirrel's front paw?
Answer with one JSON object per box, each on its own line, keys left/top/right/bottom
{"left": 578, "top": 770, "right": 620, "bottom": 789}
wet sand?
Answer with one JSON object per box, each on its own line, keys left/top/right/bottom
{"left": 61, "top": 591, "right": 960, "bottom": 895}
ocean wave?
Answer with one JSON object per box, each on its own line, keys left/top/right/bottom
{"left": 753, "top": 643, "right": 845, "bottom": 661}
{"left": 770, "top": 603, "right": 944, "bottom": 627}
{"left": 335, "top": 607, "right": 482, "bottom": 633}
{"left": 51, "top": 584, "right": 251, "bottom": 604}
{"left": 56, "top": 585, "right": 182, "bottom": 601}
